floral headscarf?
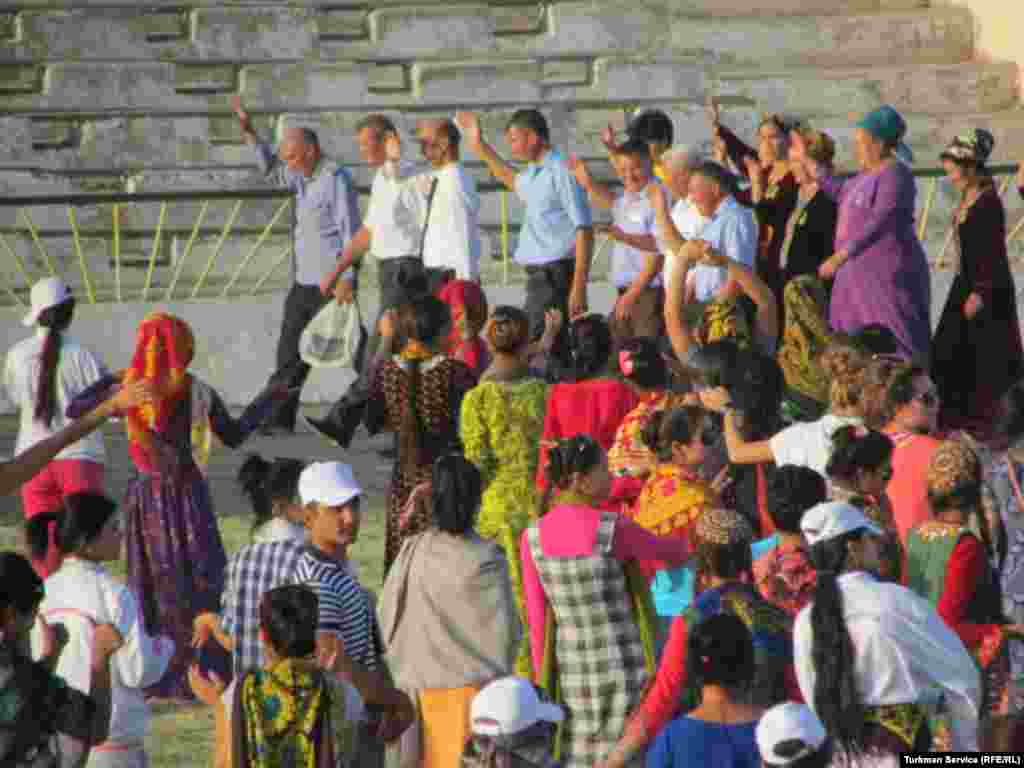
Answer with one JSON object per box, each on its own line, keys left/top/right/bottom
{"left": 123, "top": 312, "right": 194, "bottom": 472}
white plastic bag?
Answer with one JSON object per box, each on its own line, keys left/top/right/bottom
{"left": 300, "top": 300, "right": 365, "bottom": 369}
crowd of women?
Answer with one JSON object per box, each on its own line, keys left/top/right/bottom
{"left": 2, "top": 97, "right": 1024, "bottom": 767}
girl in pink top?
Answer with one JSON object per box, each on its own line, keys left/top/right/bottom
{"left": 520, "top": 435, "right": 688, "bottom": 766}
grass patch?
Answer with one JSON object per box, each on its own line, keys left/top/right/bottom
{"left": 0, "top": 497, "right": 388, "bottom": 767}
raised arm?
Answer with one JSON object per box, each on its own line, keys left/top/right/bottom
{"left": 663, "top": 242, "right": 700, "bottom": 363}
{"left": 698, "top": 240, "right": 778, "bottom": 346}
{"left": 455, "top": 112, "right": 518, "bottom": 191}
{"left": 2, "top": 379, "right": 151, "bottom": 496}
{"left": 568, "top": 154, "right": 617, "bottom": 210}
{"left": 232, "top": 95, "right": 280, "bottom": 180}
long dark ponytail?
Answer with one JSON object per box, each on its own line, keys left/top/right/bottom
{"left": 237, "top": 454, "right": 306, "bottom": 538}
{"left": 398, "top": 294, "right": 451, "bottom": 477}
{"left": 33, "top": 299, "right": 75, "bottom": 428}
{"left": 806, "top": 532, "right": 866, "bottom": 757}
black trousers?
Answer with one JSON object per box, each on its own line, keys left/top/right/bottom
{"left": 266, "top": 283, "right": 328, "bottom": 430}
{"left": 523, "top": 258, "right": 575, "bottom": 366}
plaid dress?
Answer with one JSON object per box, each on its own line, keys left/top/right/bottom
{"left": 526, "top": 513, "right": 647, "bottom": 767}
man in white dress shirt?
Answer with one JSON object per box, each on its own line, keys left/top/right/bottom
{"left": 406, "top": 118, "right": 482, "bottom": 290}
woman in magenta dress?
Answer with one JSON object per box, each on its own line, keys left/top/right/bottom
{"left": 931, "top": 130, "right": 1023, "bottom": 435}
{"left": 794, "top": 105, "right": 931, "bottom": 361}
{"left": 69, "top": 312, "right": 281, "bottom": 700}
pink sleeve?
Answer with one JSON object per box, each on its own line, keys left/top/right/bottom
{"left": 639, "top": 614, "right": 689, "bottom": 735}
{"left": 612, "top": 517, "right": 690, "bottom": 567}
{"left": 520, "top": 529, "right": 549, "bottom": 681}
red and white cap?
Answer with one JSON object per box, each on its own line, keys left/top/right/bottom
{"left": 23, "top": 277, "right": 72, "bottom": 327}
{"left": 470, "top": 677, "right": 563, "bottom": 737}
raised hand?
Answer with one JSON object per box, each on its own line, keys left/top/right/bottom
{"left": 706, "top": 95, "right": 721, "bottom": 131}
{"left": 110, "top": 379, "right": 154, "bottom": 413}
{"left": 454, "top": 112, "right": 482, "bottom": 149}
{"left": 601, "top": 123, "right": 617, "bottom": 152}
{"left": 743, "top": 155, "right": 762, "bottom": 179}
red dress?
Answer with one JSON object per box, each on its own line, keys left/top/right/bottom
{"left": 536, "top": 378, "right": 639, "bottom": 490}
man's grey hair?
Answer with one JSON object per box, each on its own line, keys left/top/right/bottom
{"left": 660, "top": 145, "right": 705, "bottom": 173}
{"left": 692, "top": 160, "right": 739, "bottom": 197}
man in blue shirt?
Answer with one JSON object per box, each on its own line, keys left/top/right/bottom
{"left": 233, "top": 96, "right": 361, "bottom": 434}
{"left": 455, "top": 110, "right": 593, "bottom": 355}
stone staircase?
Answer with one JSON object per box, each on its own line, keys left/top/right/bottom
{"left": 0, "top": 0, "right": 1021, "bottom": 302}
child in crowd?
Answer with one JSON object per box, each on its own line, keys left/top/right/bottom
{"left": 29, "top": 493, "right": 174, "bottom": 768}
{"left": 460, "top": 676, "right": 563, "bottom": 768}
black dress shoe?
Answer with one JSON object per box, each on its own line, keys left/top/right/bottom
{"left": 302, "top": 413, "right": 346, "bottom": 447}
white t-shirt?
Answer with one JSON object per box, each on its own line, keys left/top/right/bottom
{"left": 769, "top": 413, "right": 863, "bottom": 478}
{"left": 366, "top": 161, "right": 424, "bottom": 261}
{"left": 3, "top": 330, "right": 107, "bottom": 464}
{"left": 665, "top": 197, "right": 706, "bottom": 288}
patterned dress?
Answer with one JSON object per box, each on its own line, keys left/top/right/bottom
{"left": 70, "top": 374, "right": 275, "bottom": 699}
{"left": 752, "top": 539, "right": 817, "bottom": 617}
{"left": 906, "top": 520, "right": 1011, "bottom": 717}
{"left": 461, "top": 377, "right": 548, "bottom": 675}
{"left": 525, "top": 515, "right": 647, "bottom": 767}
{"left": 365, "top": 355, "right": 477, "bottom": 570}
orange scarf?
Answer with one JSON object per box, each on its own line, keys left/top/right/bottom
{"left": 123, "top": 312, "right": 194, "bottom": 472}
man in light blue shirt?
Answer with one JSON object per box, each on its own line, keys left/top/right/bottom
{"left": 234, "top": 97, "right": 360, "bottom": 433}
{"left": 456, "top": 109, "right": 593, "bottom": 353}
{"left": 688, "top": 161, "right": 758, "bottom": 301}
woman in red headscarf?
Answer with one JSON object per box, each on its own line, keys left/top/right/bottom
{"left": 437, "top": 278, "right": 490, "bottom": 378}
{"left": 68, "top": 312, "right": 284, "bottom": 700}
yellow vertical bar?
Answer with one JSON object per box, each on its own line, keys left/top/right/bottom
{"left": 19, "top": 208, "right": 57, "bottom": 276}
{"left": 0, "top": 232, "right": 35, "bottom": 287}
{"left": 917, "top": 177, "right": 937, "bottom": 243}
{"left": 221, "top": 198, "right": 291, "bottom": 298}
{"left": 250, "top": 245, "right": 292, "bottom": 295}
{"left": 501, "top": 190, "right": 509, "bottom": 286}
{"left": 112, "top": 204, "right": 122, "bottom": 302}
{"left": 165, "top": 200, "right": 209, "bottom": 301}
{"left": 191, "top": 200, "right": 243, "bottom": 299}
{"left": 67, "top": 207, "right": 96, "bottom": 304}
{"left": 1008, "top": 214, "right": 1024, "bottom": 245}
{"left": 141, "top": 202, "right": 168, "bottom": 301}
{"left": 998, "top": 175, "right": 1011, "bottom": 198}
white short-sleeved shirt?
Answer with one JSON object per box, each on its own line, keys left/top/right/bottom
{"left": 366, "top": 161, "right": 425, "bottom": 261}
{"left": 665, "top": 197, "right": 706, "bottom": 288}
{"left": 3, "top": 331, "right": 107, "bottom": 464}
{"left": 769, "top": 413, "right": 863, "bottom": 478}
{"left": 610, "top": 183, "right": 667, "bottom": 289}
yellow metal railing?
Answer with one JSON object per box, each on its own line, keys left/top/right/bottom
{"left": 0, "top": 166, "right": 1021, "bottom": 309}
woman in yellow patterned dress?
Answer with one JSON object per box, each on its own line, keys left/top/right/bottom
{"left": 630, "top": 406, "right": 722, "bottom": 646}
{"left": 460, "top": 306, "right": 549, "bottom": 676}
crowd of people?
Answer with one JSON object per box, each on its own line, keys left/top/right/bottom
{"left": 2, "top": 94, "right": 1024, "bottom": 767}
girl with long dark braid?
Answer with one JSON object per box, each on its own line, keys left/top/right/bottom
{"left": 3, "top": 277, "right": 108, "bottom": 577}
{"left": 365, "top": 291, "right": 478, "bottom": 571}
{"left": 794, "top": 501, "right": 982, "bottom": 764}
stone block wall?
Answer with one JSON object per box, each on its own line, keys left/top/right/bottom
{"left": 0, "top": 0, "right": 1022, "bottom": 302}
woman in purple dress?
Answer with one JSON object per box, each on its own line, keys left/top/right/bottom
{"left": 69, "top": 312, "right": 282, "bottom": 700}
{"left": 793, "top": 105, "right": 931, "bottom": 361}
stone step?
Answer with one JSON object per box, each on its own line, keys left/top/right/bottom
{"left": 0, "top": 57, "right": 1014, "bottom": 119}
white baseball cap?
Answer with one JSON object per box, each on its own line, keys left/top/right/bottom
{"left": 756, "top": 702, "right": 828, "bottom": 766}
{"left": 298, "top": 462, "right": 362, "bottom": 507}
{"left": 470, "top": 677, "right": 563, "bottom": 737}
{"left": 800, "top": 500, "right": 883, "bottom": 548}
{"left": 23, "top": 276, "right": 73, "bottom": 327}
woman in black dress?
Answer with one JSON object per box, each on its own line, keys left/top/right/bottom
{"left": 932, "top": 130, "right": 1023, "bottom": 436}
